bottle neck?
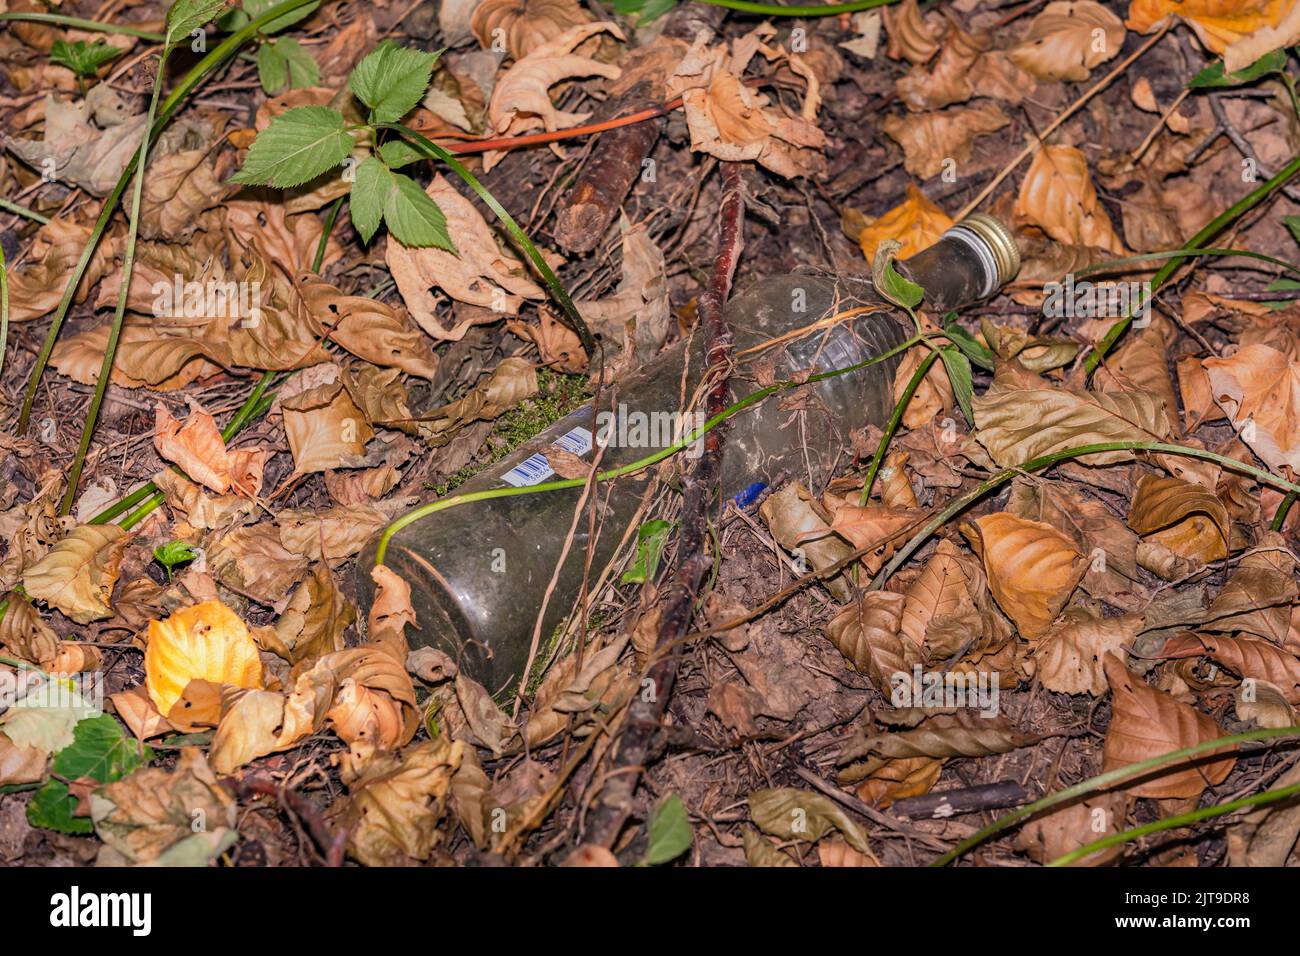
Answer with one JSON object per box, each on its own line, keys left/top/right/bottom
{"left": 896, "top": 214, "right": 1021, "bottom": 312}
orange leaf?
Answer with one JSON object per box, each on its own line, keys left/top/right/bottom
{"left": 858, "top": 183, "right": 953, "bottom": 265}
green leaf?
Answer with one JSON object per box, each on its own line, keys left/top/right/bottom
{"left": 642, "top": 793, "right": 692, "bottom": 865}
{"left": 275, "top": 36, "right": 320, "bottom": 89}
{"left": 1189, "top": 50, "right": 1288, "bottom": 89}
{"left": 349, "top": 41, "right": 440, "bottom": 124}
{"left": 244, "top": 0, "right": 319, "bottom": 34}
{"left": 28, "top": 780, "right": 92, "bottom": 834}
{"left": 621, "top": 519, "right": 673, "bottom": 585}
{"left": 51, "top": 714, "right": 152, "bottom": 784}
{"left": 941, "top": 316, "right": 996, "bottom": 370}
{"left": 350, "top": 156, "right": 389, "bottom": 244}
{"left": 165, "top": 0, "right": 227, "bottom": 48}
{"left": 153, "top": 540, "right": 197, "bottom": 580}
{"left": 230, "top": 105, "right": 353, "bottom": 188}
{"left": 49, "top": 39, "right": 123, "bottom": 78}
{"left": 384, "top": 172, "right": 454, "bottom": 249}
{"left": 871, "top": 240, "right": 924, "bottom": 310}
{"left": 377, "top": 138, "right": 424, "bottom": 169}
{"left": 938, "top": 346, "right": 974, "bottom": 426}
{"left": 28, "top": 715, "right": 152, "bottom": 835}
{"left": 256, "top": 41, "right": 289, "bottom": 95}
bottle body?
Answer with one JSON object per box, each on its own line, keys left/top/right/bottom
{"left": 358, "top": 217, "right": 1021, "bottom": 691}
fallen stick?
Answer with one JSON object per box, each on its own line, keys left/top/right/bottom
{"left": 890, "top": 781, "right": 1031, "bottom": 820}
{"left": 581, "top": 162, "right": 746, "bottom": 851}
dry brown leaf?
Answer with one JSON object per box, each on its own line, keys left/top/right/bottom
{"left": 892, "top": 343, "right": 953, "bottom": 428}
{"left": 1031, "top": 606, "right": 1140, "bottom": 695}
{"left": 1016, "top": 791, "right": 1128, "bottom": 865}
{"left": 1101, "top": 652, "right": 1234, "bottom": 799}
{"left": 1127, "top": 473, "right": 1230, "bottom": 568}
{"left": 6, "top": 219, "right": 121, "bottom": 323}
{"left": 258, "top": 563, "right": 354, "bottom": 665}
{"left": 854, "top": 755, "right": 943, "bottom": 807}
{"left": 470, "top": 0, "right": 592, "bottom": 60}
{"left": 964, "top": 512, "right": 1086, "bottom": 639}
{"left": 760, "top": 482, "right": 855, "bottom": 602}
{"left": 281, "top": 380, "right": 375, "bottom": 475}
{"left": 7, "top": 89, "right": 146, "bottom": 196}
{"left": 1162, "top": 633, "right": 1300, "bottom": 702}
{"left": 843, "top": 711, "right": 1038, "bottom": 761}
{"left": 884, "top": 0, "right": 941, "bottom": 63}
{"left": 486, "top": 21, "right": 624, "bottom": 162}
{"left": 1203, "top": 343, "right": 1300, "bottom": 473}
{"left": 825, "top": 592, "right": 921, "bottom": 693}
{"left": 208, "top": 661, "right": 335, "bottom": 774}
{"left": 817, "top": 837, "right": 881, "bottom": 867}
{"left": 0, "top": 592, "right": 59, "bottom": 665}
{"left": 154, "top": 401, "right": 266, "bottom": 497}
{"left": 207, "top": 522, "right": 310, "bottom": 610}
{"left": 297, "top": 274, "right": 439, "bottom": 379}
{"left": 1203, "top": 537, "right": 1298, "bottom": 643}
{"left": 881, "top": 104, "right": 1008, "bottom": 179}
{"left": 1127, "top": 0, "right": 1290, "bottom": 55}
{"left": 22, "top": 524, "right": 128, "bottom": 625}
{"left": 1014, "top": 144, "right": 1126, "bottom": 253}
{"left": 387, "top": 174, "right": 544, "bottom": 332}
{"left": 894, "top": 21, "right": 985, "bottom": 111}
{"left": 1008, "top": 1, "right": 1126, "bottom": 82}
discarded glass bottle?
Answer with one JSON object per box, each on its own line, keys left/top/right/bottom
{"left": 358, "top": 214, "right": 1021, "bottom": 691}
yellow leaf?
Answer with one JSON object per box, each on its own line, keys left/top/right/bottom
{"left": 145, "top": 600, "right": 264, "bottom": 716}
{"left": 858, "top": 183, "right": 953, "bottom": 265}
{"left": 1126, "top": 0, "right": 1291, "bottom": 54}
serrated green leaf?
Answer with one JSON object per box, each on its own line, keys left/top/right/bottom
{"left": 622, "top": 519, "right": 673, "bottom": 585}
{"left": 377, "top": 138, "right": 424, "bottom": 169}
{"left": 244, "top": 0, "right": 319, "bottom": 34}
{"left": 27, "top": 715, "right": 151, "bottom": 835}
{"left": 256, "top": 41, "right": 289, "bottom": 95}
{"left": 49, "top": 39, "right": 123, "bottom": 77}
{"left": 642, "top": 793, "right": 692, "bottom": 865}
{"left": 230, "top": 105, "right": 353, "bottom": 188}
{"left": 1189, "top": 49, "right": 1287, "bottom": 89}
{"left": 350, "top": 156, "right": 389, "bottom": 244}
{"left": 350, "top": 41, "right": 440, "bottom": 124}
{"left": 939, "top": 345, "right": 974, "bottom": 426}
{"left": 384, "top": 172, "right": 454, "bottom": 249}
{"left": 165, "top": 0, "right": 226, "bottom": 48}
{"left": 51, "top": 714, "right": 152, "bottom": 784}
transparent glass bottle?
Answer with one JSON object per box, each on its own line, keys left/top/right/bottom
{"left": 358, "top": 214, "right": 1020, "bottom": 690}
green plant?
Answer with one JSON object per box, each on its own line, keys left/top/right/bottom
{"left": 219, "top": 0, "right": 321, "bottom": 94}
{"left": 613, "top": 0, "right": 904, "bottom": 24}
{"left": 49, "top": 38, "right": 122, "bottom": 90}
{"left": 153, "top": 540, "right": 199, "bottom": 581}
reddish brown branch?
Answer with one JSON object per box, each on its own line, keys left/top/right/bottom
{"left": 581, "top": 162, "right": 746, "bottom": 852}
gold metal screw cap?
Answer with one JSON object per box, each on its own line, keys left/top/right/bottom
{"left": 957, "top": 213, "right": 1021, "bottom": 287}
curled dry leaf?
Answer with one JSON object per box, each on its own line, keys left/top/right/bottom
{"left": 857, "top": 183, "right": 953, "bottom": 265}
{"left": 742, "top": 828, "right": 799, "bottom": 867}
{"left": 335, "top": 737, "right": 464, "bottom": 867}
{"left": 1127, "top": 473, "right": 1230, "bottom": 569}
{"left": 90, "top": 749, "right": 237, "bottom": 866}
{"left": 369, "top": 564, "right": 419, "bottom": 642}
{"left": 325, "top": 646, "right": 421, "bottom": 767}
{"left": 760, "top": 482, "right": 855, "bottom": 601}
{"left": 1203, "top": 537, "right": 1298, "bottom": 643}
{"left": 817, "top": 837, "right": 880, "bottom": 867}
{"left": 416, "top": 357, "right": 539, "bottom": 448}
{"left": 486, "top": 21, "right": 624, "bottom": 165}
{"left": 748, "top": 787, "right": 872, "bottom": 854}
{"left": 1030, "top": 606, "right": 1141, "bottom": 696}
{"left": 7, "top": 89, "right": 147, "bottom": 196}
{"left": 963, "top": 512, "right": 1086, "bottom": 639}
{"left": 207, "top": 522, "right": 309, "bottom": 610}
{"left": 23, "top": 524, "right": 129, "bottom": 625}
{"left": 1236, "top": 679, "right": 1298, "bottom": 729}
{"left": 144, "top": 600, "right": 264, "bottom": 717}
{"left": 666, "top": 23, "right": 828, "bottom": 179}
{"left": 893, "top": 344, "right": 953, "bottom": 429}
{"left": 1008, "top": 1, "right": 1126, "bottom": 82}
{"left": 825, "top": 591, "right": 921, "bottom": 693}
{"left": 1203, "top": 343, "right": 1300, "bottom": 473}
{"left": 1101, "top": 652, "right": 1234, "bottom": 799}
{"left": 894, "top": 21, "right": 985, "bottom": 111}
{"left": 1162, "top": 633, "right": 1300, "bottom": 703}
{"left": 6, "top": 219, "right": 121, "bottom": 323}
{"left": 154, "top": 401, "right": 266, "bottom": 497}
{"left": 387, "top": 174, "right": 544, "bottom": 334}
{"left": 470, "top": 0, "right": 592, "bottom": 60}
{"left": 258, "top": 563, "right": 354, "bottom": 665}
{"left": 297, "top": 274, "right": 439, "bottom": 380}
{"left": 842, "top": 711, "right": 1038, "bottom": 762}
{"left": 881, "top": 104, "right": 1008, "bottom": 179}
{"left": 281, "top": 380, "right": 375, "bottom": 475}
{"left": 1014, "top": 145, "right": 1126, "bottom": 253}
{"left": 0, "top": 593, "right": 60, "bottom": 666}
{"left": 884, "top": 0, "right": 941, "bottom": 64}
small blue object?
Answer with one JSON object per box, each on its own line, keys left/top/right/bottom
{"left": 731, "top": 481, "right": 767, "bottom": 509}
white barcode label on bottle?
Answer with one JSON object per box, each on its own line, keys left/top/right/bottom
{"left": 500, "top": 426, "right": 593, "bottom": 488}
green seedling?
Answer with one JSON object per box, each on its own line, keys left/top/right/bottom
{"left": 49, "top": 38, "right": 123, "bottom": 92}
{"left": 154, "top": 540, "right": 198, "bottom": 581}
{"left": 219, "top": 0, "right": 321, "bottom": 94}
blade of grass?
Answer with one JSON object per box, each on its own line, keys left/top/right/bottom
{"left": 1048, "top": 777, "right": 1300, "bottom": 866}
{"left": 0, "top": 197, "right": 50, "bottom": 224}
{"left": 0, "top": 11, "right": 166, "bottom": 40}
{"left": 929, "top": 726, "right": 1300, "bottom": 866}
{"left": 1076, "top": 246, "right": 1300, "bottom": 281}
{"left": 859, "top": 347, "right": 937, "bottom": 505}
